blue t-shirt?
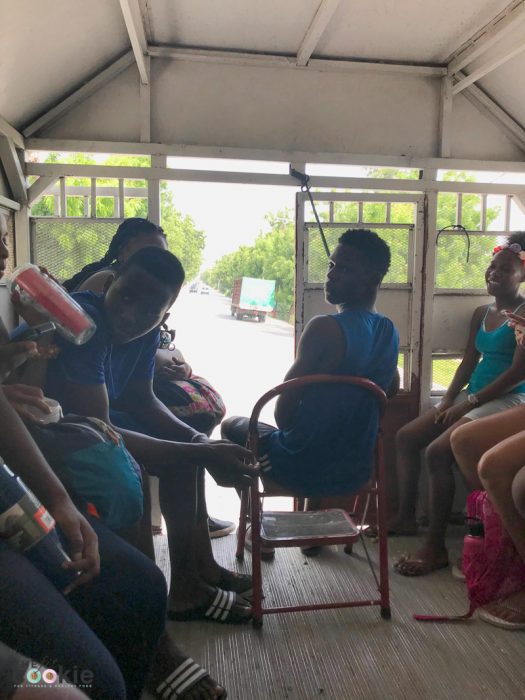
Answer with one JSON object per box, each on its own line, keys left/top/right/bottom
{"left": 45, "top": 291, "right": 160, "bottom": 407}
{"left": 261, "top": 309, "right": 399, "bottom": 497}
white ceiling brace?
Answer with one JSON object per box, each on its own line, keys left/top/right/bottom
{"left": 447, "top": 0, "right": 525, "bottom": 75}
{"left": 118, "top": 0, "right": 149, "bottom": 84}
{"left": 513, "top": 194, "right": 525, "bottom": 214}
{"left": 22, "top": 51, "right": 135, "bottom": 138}
{"left": 459, "top": 72, "right": 525, "bottom": 153}
{"left": 27, "top": 176, "right": 59, "bottom": 207}
{"left": 147, "top": 45, "right": 445, "bottom": 76}
{"left": 140, "top": 55, "right": 151, "bottom": 142}
{"left": 0, "top": 195, "right": 21, "bottom": 211}
{"left": 296, "top": 0, "right": 342, "bottom": 67}
{"left": 438, "top": 77, "right": 453, "bottom": 157}
{"left": 0, "top": 115, "right": 24, "bottom": 150}
{"left": 452, "top": 38, "right": 525, "bottom": 94}
{"left": 26, "top": 162, "right": 525, "bottom": 195}
{"left": 24, "top": 137, "right": 525, "bottom": 173}
{"left": 0, "top": 136, "right": 27, "bottom": 204}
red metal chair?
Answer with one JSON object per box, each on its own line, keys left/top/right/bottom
{"left": 236, "top": 374, "right": 390, "bottom": 628}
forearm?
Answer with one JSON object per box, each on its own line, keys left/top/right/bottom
{"left": 123, "top": 395, "right": 201, "bottom": 442}
{"left": 0, "top": 389, "right": 70, "bottom": 510}
{"left": 116, "top": 427, "right": 203, "bottom": 469}
{"left": 475, "top": 367, "right": 525, "bottom": 404}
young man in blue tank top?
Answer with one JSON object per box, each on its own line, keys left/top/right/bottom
{"left": 222, "top": 229, "right": 399, "bottom": 518}
{"left": 394, "top": 232, "right": 525, "bottom": 577}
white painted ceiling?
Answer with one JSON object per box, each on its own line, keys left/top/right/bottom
{"left": 2, "top": 0, "right": 525, "bottom": 136}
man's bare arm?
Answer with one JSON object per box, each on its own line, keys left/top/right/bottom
{"left": 274, "top": 316, "right": 345, "bottom": 429}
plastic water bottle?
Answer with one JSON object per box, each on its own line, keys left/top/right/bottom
{"left": 462, "top": 516, "right": 485, "bottom": 575}
{"left": 0, "top": 462, "right": 77, "bottom": 590}
{"left": 8, "top": 264, "right": 96, "bottom": 345}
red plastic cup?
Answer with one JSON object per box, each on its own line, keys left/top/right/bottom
{"left": 9, "top": 264, "right": 96, "bottom": 345}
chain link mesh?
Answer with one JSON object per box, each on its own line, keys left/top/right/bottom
{"left": 435, "top": 233, "right": 500, "bottom": 289}
{"left": 31, "top": 218, "right": 121, "bottom": 282}
{"left": 306, "top": 225, "right": 410, "bottom": 284}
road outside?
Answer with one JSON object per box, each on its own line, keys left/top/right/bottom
{"left": 168, "top": 287, "right": 295, "bottom": 519}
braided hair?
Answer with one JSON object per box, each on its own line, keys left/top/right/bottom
{"left": 63, "top": 218, "right": 166, "bottom": 292}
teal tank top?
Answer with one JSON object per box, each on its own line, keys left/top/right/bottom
{"left": 468, "top": 304, "right": 525, "bottom": 395}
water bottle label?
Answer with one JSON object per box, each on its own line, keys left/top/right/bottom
{"left": 0, "top": 494, "right": 56, "bottom": 552}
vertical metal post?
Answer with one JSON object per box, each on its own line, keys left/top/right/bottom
{"left": 14, "top": 207, "right": 31, "bottom": 265}
{"left": 148, "top": 155, "right": 165, "bottom": 225}
{"left": 90, "top": 178, "right": 97, "bottom": 218}
{"left": 59, "top": 177, "right": 66, "bottom": 217}
{"left": 118, "top": 179, "right": 125, "bottom": 218}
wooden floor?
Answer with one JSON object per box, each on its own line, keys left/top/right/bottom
{"left": 151, "top": 529, "right": 525, "bottom": 700}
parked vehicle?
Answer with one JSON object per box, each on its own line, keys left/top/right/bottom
{"left": 231, "top": 277, "right": 276, "bottom": 322}
{"left": 200, "top": 284, "right": 210, "bottom": 295}
{"left": 189, "top": 282, "right": 199, "bottom": 293}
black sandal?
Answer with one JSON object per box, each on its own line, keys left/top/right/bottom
{"left": 167, "top": 588, "right": 252, "bottom": 624}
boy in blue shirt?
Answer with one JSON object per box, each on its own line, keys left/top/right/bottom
{"left": 222, "top": 229, "right": 399, "bottom": 517}
{"left": 44, "top": 246, "right": 255, "bottom": 626}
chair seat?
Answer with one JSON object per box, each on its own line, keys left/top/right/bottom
{"left": 261, "top": 508, "right": 359, "bottom": 546}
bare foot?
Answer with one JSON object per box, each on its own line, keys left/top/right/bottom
{"left": 394, "top": 545, "right": 449, "bottom": 576}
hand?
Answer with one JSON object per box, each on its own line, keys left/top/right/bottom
{"left": 49, "top": 498, "right": 100, "bottom": 595}
{"left": 435, "top": 401, "right": 470, "bottom": 428}
{"left": 193, "top": 442, "right": 258, "bottom": 488}
{"left": 10, "top": 290, "right": 48, "bottom": 327}
{"left": 160, "top": 357, "right": 192, "bottom": 381}
{"left": 434, "top": 396, "right": 454, "bottom": 422}
{"left": 2, "top": 384, "right": 51, "bottom": 423}
{"left": 0, "top": 341, "right": 39, "bottom": 381}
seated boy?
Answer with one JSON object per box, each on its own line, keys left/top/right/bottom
{"left": 222, "top": 229, "right": 399, "bottom": 501}
{"left": 38, "top": 246, "right": 255, "bottom": 623}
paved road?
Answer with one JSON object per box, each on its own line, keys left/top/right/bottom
{"left": 167, "top": 287, "right": 295, "bottom": 519}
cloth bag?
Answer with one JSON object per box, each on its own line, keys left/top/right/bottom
{"left": 153, "top": 374, "right": 226, "bottom": 424}
{"left": 28, "top": 415, "right": 143, "bottom": 531}
{"left": 415, "top": 491, "right": 525, "bottom": 621}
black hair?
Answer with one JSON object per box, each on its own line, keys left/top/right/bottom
{"left": 118, "top": 246, "right": 185, "bottom": 293}
{"left": 338, "top": 228, "right": 391, "bottom": 279}
{"left": 63, "top": 218, "right": 166, "bottom": 292}
{"left": 506, "top": 231, "right": 525, "bottom": 249}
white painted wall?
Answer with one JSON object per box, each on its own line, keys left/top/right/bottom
{"left": 39, "top": 59, "right": 524, "bottom": 162}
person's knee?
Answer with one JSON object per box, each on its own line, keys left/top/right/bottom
{"left": 511, "top": 469, "right": 525, "bottom": 518}
{"left": 425, "top": 439, "right": 451, "bottom": 473}
{"left": 449, "top": 423, "right": 473, "bottom": 462}
{"left": 477, "top": 451, "right": 499, "bottom": 484}
{"left": 396, "top": 422, "right": 418, "bottom": 452}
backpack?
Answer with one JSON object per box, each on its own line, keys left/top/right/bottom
{"left": 28, "top": 416, "right": 143, "bottom": 531}
{"left": 415, "top": 491, "right": 525, "bottom": 622}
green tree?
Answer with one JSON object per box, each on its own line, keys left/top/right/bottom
{"left": 31, "top": 153, "right": 205, "bottom": 281}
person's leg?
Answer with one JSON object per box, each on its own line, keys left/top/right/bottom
{"left": 67, "top": 517, "right": 166, "bottom": 699}
{"left": 512, "top": 464, "right": 525, "bottom": 518}
{"left": 392, "top": 408, "right": 446, "bottom": 534}
{"left": 0, "top": 545, "right": 127, "bottom": 700}
{"left": 451, "top": 405, "right": 525, "bottom": 489}
{"left": 395, "top": 418, "right": 471, "bottom": 576}
{"left": 158, "top": 462, "right": 251, "bottom": 621}
{"left": 477, "top": 433, "right": 525, "bottom": 562}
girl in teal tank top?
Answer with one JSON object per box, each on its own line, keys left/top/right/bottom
{"left": 468, "top": 302, "right": 525, "bottom": 395}
{"left": 393, "top": 232, "right": 525, "bottom": 579}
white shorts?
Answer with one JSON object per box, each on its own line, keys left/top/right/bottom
{"left": 454, "top": 389, "right": 525, "bottom": 421}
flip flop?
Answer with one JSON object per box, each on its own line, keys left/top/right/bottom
{"left": 167, "top": 588, "right": 252, "bottom": 624}
{"left": 478, "top": 594, "right": 525, "bottom": 630}
{"left": 155, "top": 657, "right": 228, "bottom": 699}
{"left": 394, "top": 554, "right": 449, "bottom": 577}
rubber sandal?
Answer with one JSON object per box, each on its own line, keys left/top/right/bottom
{"left": 478, "top": 595, "right": 525, "bottom": 630}
{"left": 394, "top": 554, "right": 449, "bottom": 577}
{"left": 245, "top": 525, "right": 275, "bottom": 560}
{"left": 451, "top": 558, "right": 465, "bottom": 581}
{"left": 155, "top": 657, "right": 228, "bottom": 699}
{"left": 167, "top": 588, "right": 252, "bottom": 624}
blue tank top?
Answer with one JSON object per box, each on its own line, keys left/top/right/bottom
{"left": 468, "top": 304, "right": 525, "bottom": 395}
{"left": 262, "top": 309, "right": 399, "bottom": 497}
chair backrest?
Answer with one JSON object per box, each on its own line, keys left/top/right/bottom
{"left": 248, "top": 374, "right": 387, "bottom": 456}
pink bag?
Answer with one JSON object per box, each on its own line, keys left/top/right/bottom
{"left": 415, "top": 491, "right": 525, "bottom": 622}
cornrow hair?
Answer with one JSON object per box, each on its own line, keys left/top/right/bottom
{"left": 63, "top": 218, "right": 166, "bottom": 292}
{"left": 506, "top": 231, "right": 525, "bottom": 250}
